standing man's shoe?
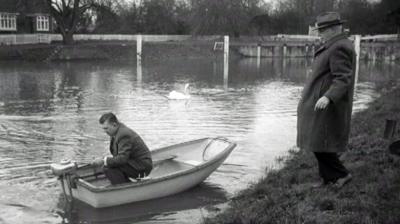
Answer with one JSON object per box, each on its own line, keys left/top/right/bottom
{"left": 334, "top": 174, "right": 352, "bottom": 189}
{"left": 311, "top": 181, "right": 325, "bottom": 189}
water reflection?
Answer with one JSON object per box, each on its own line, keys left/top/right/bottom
{"left": 0, "top": 57, "right": 388, "bottom": 224}
{"left": 359, "top": 59, "right": 400, "bottom": 82}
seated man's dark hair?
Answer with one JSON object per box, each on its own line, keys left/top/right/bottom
{"left": 99, "top": 112, "right": 119, "bottom": 124}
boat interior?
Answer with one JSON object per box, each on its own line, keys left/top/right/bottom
{"left": 74, "top": 138, "right": 231, "bottom": 188}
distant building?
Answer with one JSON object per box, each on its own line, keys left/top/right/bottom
{"left": 0, "top": 0, "right": 54, "bottom": 33}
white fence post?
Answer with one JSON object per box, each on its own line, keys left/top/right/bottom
{"left": 223, "top": 35, "right": 229, "bottom": 90}
{"left": 137, "top": 34, "right": 143, "bottom": 85}
{"left": 257, "top": 43, "right": 261, "bottom": 69}
{"left": 137, "top": 59, "right": 142, "bottom": 84}
{"left": 354, "top": 35, "right": 361, "bottom": 94}
{"left": 137, "top": 34, "right": 142, "bottom": 64}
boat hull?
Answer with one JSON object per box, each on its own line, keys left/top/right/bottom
{"left": 61, "top": 138, "right": 236, "bottom": 208}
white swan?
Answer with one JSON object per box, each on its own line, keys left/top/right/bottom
{"left": 166, "top": 84, "right": 191, "bottom": 100}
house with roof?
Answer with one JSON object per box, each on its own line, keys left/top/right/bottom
{"left": 0, "top": 0, "right": 54, "bottom": 33}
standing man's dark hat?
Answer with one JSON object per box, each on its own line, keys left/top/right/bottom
{"left": 313, "top": 12, "right": 346, "bottom": 30}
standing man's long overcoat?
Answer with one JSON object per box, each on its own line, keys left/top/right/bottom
{"left": 297, "top": 33, "right": 356, "bottom": 153}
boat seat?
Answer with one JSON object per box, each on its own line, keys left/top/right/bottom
{"left": 127, "top": 155, "right": 178, "bottom": 182}
{"left": 153, "top": 154, "right": 177, "bottom": 166}
{"left": 175, "top": 159, "right": 202, "bottom": 166}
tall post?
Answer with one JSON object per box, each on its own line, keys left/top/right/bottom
{"left": 137, "top": 34, "right": 142, "bottom": 65}
{"left": 391, "top": 45, "right": 395, "bottom": 61}
{"left": 372, "top": 47, "right": 376, "bottom": 63}
{"left": 137, "top": 58, "right": 142, "bottom": 83}
{"left": 283, "top": 44, "right": 287, "bottom": 58}
{"left": 257, "top": 43, "right": 261, "bottom": 69}
{"left": 354, "top": 35, "right": 361, "bottom": 94}
{"left": 282, "top": 44, "right": 287, "bottom": 77}
{"left": 311, "top": 45, "right": 315, "bottom": 56}
{"left": 223, "top": 35, "right": 229, "bottom": 90}
{"left": 136, "top": 61, "right": 142, "bottom": 96}
{"left": 136, "top": 34, "right": 143, "bottom": 84}
{"left": 305, "top": 44, "right": 309, "bottom": 57}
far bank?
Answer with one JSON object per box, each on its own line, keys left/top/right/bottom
{"left": 0, "top": 41, "right": 225, "bottom": 62}
{"left": 0, "top": 34, "right": 399, "bottom": 62}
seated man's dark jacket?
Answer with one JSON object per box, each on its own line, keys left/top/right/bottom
{"left": 106, "top": 123, "right": 152, "bottom": 177}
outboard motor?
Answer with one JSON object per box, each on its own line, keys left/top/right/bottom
{"left": 50, "top": 160, "right": 78, "bottom": 203}
{"left": 50, "top": 159, "right": 77, "bottom": 176}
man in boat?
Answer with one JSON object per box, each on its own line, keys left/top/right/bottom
{"left": 92, "top": 112, "right": 153, "bottom": 185}
{"left": 297, "top": 12, "right": 354, "bottom": 189}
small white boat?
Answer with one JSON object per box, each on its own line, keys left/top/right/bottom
{"left": 51, "top": 137, "right": 236, "bottom": 208}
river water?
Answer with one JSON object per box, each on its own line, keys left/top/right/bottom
{"left": 0, "top": 57, "right": 396, "bottom": 224}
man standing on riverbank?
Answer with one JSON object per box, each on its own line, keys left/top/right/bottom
{"left": 92, "top": 113, "right": 153, "bottom": 185}
{"left": 297, "top": 12, "right": 355, "bottom": 188}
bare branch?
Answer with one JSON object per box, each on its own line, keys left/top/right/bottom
{"left": 53, "top": 2, "right": 64, "bottom": 14}
{"left": 44, "top": 0, "right": 91, "bottom": 44}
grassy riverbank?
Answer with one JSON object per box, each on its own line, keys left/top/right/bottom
{"left": 205, "top": 81, "right": 400, "bottom": 224}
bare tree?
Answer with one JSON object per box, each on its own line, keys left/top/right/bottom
{"left": 91, "top": 0, "right": 121, "bottom": 33}
{"left": 45, "top": 0, "right": 93, "bottom": 44}
{"left": 190, "top": 0, "right": 266, "bottom": 36}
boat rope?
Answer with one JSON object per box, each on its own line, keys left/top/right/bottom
{"left": 214, "top": 136, "right": 229, "bottom": 142}
{"left": 202, "top": 137, "right": 228, "bottom": 160}
{"left": 202, "top": 139, "right": 214, "bottom": 160}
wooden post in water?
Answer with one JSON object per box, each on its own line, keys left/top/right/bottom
{"left": 311, "top": 44, "right": 314, "bottom": 56}
{"left": 372, "top": 46, "right": 376, "bottom": 63}
{"left": 137, "top": 58, "right": 142, "bottom": 83}
{"left": 283, "top": 44, "right": 287, "bottom": 58}
{"left": 282, "top": 44, "right": 288, "bottom": 77}
{"left": 137, "top": 34, "right": 142, "bottom": 65}
{"left": 391, "top": 45, "right": 396, "bottom": 61}
{"left": 224, "top": 35, "right": 229, "bottom": 90}
{"left": 354, "top": 35, "right": 361, "bottom": 94}
{"left": 137, "top": 34, "right": 142, "bottom": 84}
{"left": 257, "top": 43, "right": 261, "bottom": 69}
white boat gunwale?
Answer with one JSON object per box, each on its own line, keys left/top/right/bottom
{"left": 75, "top": 137, "right": 236, "bottom": 192}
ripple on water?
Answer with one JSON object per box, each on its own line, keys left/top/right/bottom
{"left": 0, "top": 181, "right": 59, "bottom": 224}
{"left": 0, "top": 59, "right": 384, "bottom": 224}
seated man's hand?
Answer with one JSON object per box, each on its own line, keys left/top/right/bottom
{"left": 91, "top": 158, "right": 104, "bottom": 167}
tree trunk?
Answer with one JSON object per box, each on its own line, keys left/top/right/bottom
{"left": 62, "top": 31, "right": 74, "bottom": 45}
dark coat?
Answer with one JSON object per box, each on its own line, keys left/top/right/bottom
{"left": 106, "top": 123, "right": 153, "bottom": 176}
{"left": 297, "top": 33, "right": 356, "bottom": 153}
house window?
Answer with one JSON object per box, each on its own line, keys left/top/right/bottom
{"left": 0, "top": 13, "right": 17, "bottom": 31}
{"left": 36, "top": 16, "right": 49, "bottom": 31}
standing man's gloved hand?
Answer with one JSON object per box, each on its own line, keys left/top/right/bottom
{"left": 314, "top": 96, "right": 330, "bottom": 111}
